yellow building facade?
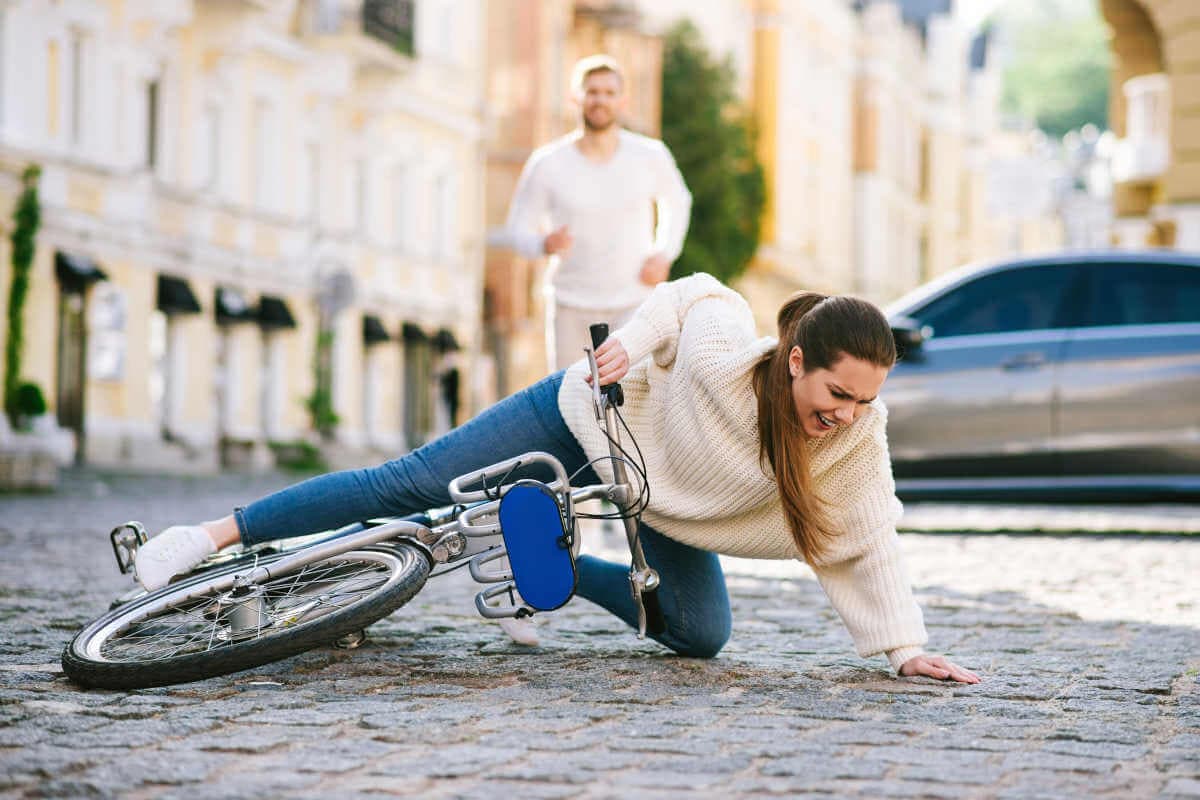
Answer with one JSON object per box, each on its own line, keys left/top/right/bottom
{"left": 0, "top": 0, "right": 486, "bottom": 472}
{"left": 1101, "top": 0, "right": 1200, "bottom": 250}
{"left": 637, "top": 0, "right": 1013, "bottom": 319}
{"left": 740, "top": 0, "right": 1011, "bottom": 311}
{"left": 639, "top": 0, "right": 1200, "bottom": 317}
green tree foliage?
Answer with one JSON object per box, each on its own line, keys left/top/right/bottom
{"left": 5, "top": 165, "right": 42, "bottom": 427}
{"left": 661, "top": 20, "right": 764, "bottom": 284}
{"left": 999, "top": 0, "right": 1111, "bottom": 138}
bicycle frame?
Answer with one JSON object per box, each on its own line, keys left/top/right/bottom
{"left": 109, "top": 339, "right": 663, "bottom": 638}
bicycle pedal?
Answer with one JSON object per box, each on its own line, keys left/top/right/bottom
{"left": 333, "top": 630, "right": 367, "bottom": 649}
{"left": 109, "top": 522, "right": 148, "bottom": 575}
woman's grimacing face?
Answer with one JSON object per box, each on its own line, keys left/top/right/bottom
{"left": 789, "top": 347, "right": 890, "bottom": 438}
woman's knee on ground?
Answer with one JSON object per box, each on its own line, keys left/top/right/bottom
{"left": 659, "top": 607, "right": 732, "bottom": 659}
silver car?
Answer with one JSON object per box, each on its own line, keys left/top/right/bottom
{"left": 882, "top": 251, "right": 1200, "bottom": 499}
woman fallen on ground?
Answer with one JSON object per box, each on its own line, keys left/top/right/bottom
{"left": 135, "top": 272, "right": 980, "bottom": 684}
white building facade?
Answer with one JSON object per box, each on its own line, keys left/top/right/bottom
{"left": 0, "top": 0, "right": 487, "bottom": 472}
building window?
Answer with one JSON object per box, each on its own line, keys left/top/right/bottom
{"left": 435, "top": 3, "right": 453, "bottom": 61}
{"left": 69, "top": 30, "right": 85, "bottom": 147}
{"left": 205, "top": 103, "right": 219, "bottom": 190}
{"left": 432, "top": 171, "right": 456, "bottom": 258}
{"left": 402, "top": 327, "right": 432, "bottom": 449}
{"left": 391, "top": 163, "right": 407, "bottom": 249}
{"left": 252, "top": 99, "right": 268, "bottom": 208}
{"left": 260, "top": 333, "right": 285, "bottom": 440}
{"left": 315, "top": 0, "right": 341, "bottom": 33}
{"left": 362, "top": 0, "right": 414, "bottom": 56}
{"left": 149, "top": 310, "right": 167, "bottom": 427}
{"left": 215, "top": 328, "right": 237, "bottom": 437}
{"left": 354, "top": 158, "right": 368, "bottom": 234}
{"left": 362, "top": 345, "right": 380, "bottom": 440}
{"left": 47, "top": 41, "right": 60, "bottom": 137}
{"left": 305, "top": 141, "right": 321, "bottom": 223}
{"left": 112, "top": 64, "right": 124, "bottom": 157}
{"left": 0, "top": 8, "right": 7, "bottom": 128}
{"left": 145, "top": 79, "right": 160, "bottom": 169}
{"left": 199, "top": 103, "right": 221, "bottom": 190}
{"left": 919, "top": 130, "right": 931, "bottom": 201}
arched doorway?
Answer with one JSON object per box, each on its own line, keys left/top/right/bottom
{"left": 1101, "top": 0, "right": 1200, "bottom": 248}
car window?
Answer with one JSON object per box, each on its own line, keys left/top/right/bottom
{"left": 1085, "top": 263, "right": 1200, "bottom": 326}
{"left": 910, "top": 265, "right": 1080, "bottom": 338}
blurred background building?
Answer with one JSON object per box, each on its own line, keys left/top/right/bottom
{"left": 0, "top": 0, "right": 1196, "bottom": 474}
{"left": 0, "top": 0, "right": 486, "bottom": 472}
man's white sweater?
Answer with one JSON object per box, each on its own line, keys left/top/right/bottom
{"left": 504, "top": 129, "right": 692, "bottom": 310}
{"left": 557, "top": 273, "right": 928, "bottom": 670}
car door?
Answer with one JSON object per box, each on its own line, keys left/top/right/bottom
{"left": 884, "top": 263, "right": 1083, "bottom": 477}
{"left": 1056, "top": 261, "right": 1200, "bottom": 475}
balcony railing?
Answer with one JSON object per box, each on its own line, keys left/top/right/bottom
{"left": 362, "top": 0, "right": 414, "bottom": 56}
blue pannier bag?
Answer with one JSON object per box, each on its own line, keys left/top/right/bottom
{"left": 498, "top": 480, "right": 577, "bottom": 612}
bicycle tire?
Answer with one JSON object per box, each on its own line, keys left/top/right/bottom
{"left": 62, "top": 543, "right": 430, "bottom": 689}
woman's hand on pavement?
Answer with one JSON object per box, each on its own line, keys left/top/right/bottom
{"left": 585, "top": 338, "right": 630, "bottom": 386}
{"left": 899, "top": 653, "right": 980, "bottom": 684}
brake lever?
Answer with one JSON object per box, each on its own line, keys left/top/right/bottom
{"left": 585, "top": 345, "right": 605, "bottom": 421}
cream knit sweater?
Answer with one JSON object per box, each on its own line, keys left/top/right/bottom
{"left": 557, "top": 273, "right": 928, "bottom": 671}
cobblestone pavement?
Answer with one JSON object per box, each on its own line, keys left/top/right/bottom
{"left": 0, "top": 470, "right": 1197, "bottom": 799}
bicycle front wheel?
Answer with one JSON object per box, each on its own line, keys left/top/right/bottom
{"left": 62, "top": 544, "right": 430, "bottom": 689}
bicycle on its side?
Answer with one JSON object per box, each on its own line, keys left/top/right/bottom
{"left": 61, "top": 325, "right": 665, "bottom": 690}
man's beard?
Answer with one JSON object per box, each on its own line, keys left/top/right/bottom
{"left": 582, "top": 108, "right": 615, "bottom": 132}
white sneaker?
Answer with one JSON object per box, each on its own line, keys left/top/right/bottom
{"left": 498, "top": 616, "right": 540, "bottom": 647}
{"left": 135, "top": 525, "right": 217, "bottom": 591}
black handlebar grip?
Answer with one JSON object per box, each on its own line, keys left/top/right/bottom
{"left": 642, "top": 588, "right": 667, "bottom": 636}
{"left": 589, "top": 321, "right": 624, "bottom": 404}
{"left": 589, "top": 323, "right": 609, "bottom": 351}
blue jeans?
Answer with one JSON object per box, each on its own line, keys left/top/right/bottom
{"left": 235, "top": 372, "right": 731, "bottom": 658}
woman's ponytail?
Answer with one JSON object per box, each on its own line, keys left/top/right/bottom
{"left": 752, "top": 291, "right": 895, "bottom": 563}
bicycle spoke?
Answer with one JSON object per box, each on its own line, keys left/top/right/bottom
{"left": 107, "top": 604, "right": 226, "bottom": 660}
{"left": 96, "top": 555, "right": 395, "bottom": 662}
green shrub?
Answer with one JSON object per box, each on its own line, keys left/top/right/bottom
{"left": 304, "top": 386, "right": 339, "bottom": 439}
{"left": 13, "top": 381, "right": 46, "bottom": 420}
{"left": 268, "top": 440, "right": 327, "bottom": 474}
{"left": 5, "top": 165, "right": 41, "bottom": 428}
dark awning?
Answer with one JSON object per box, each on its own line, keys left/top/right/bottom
{"left": 157, "top": 275, "right": 201, "bottom": 315}
{"left": 432, "top": 328, "right": 460, "bottom": 352}
{"left": 258, "top": 296, "right": 297, "bottom": 330}
{"left": 55, "top": 251, "right": 107, "bottom": 291}
{"left": 216, "top": 287, "right": 256, "bottom": 325}
{"left": 402, "top": 322, "right": 428, "bottom": 343}
{"left": 363, "top": 314, "right": 390, "bottom": 344}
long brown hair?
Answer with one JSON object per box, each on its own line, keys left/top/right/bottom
{"left": 752, "top": 292, "right": 897, "bottom": 563}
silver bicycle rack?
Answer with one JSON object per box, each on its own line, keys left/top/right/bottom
{"left": 447, "top": 451, "right": 575, "bottom": 620}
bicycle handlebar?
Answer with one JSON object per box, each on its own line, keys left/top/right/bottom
{"left": 587, "top": 322, "right": 624, "bottom": 407}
